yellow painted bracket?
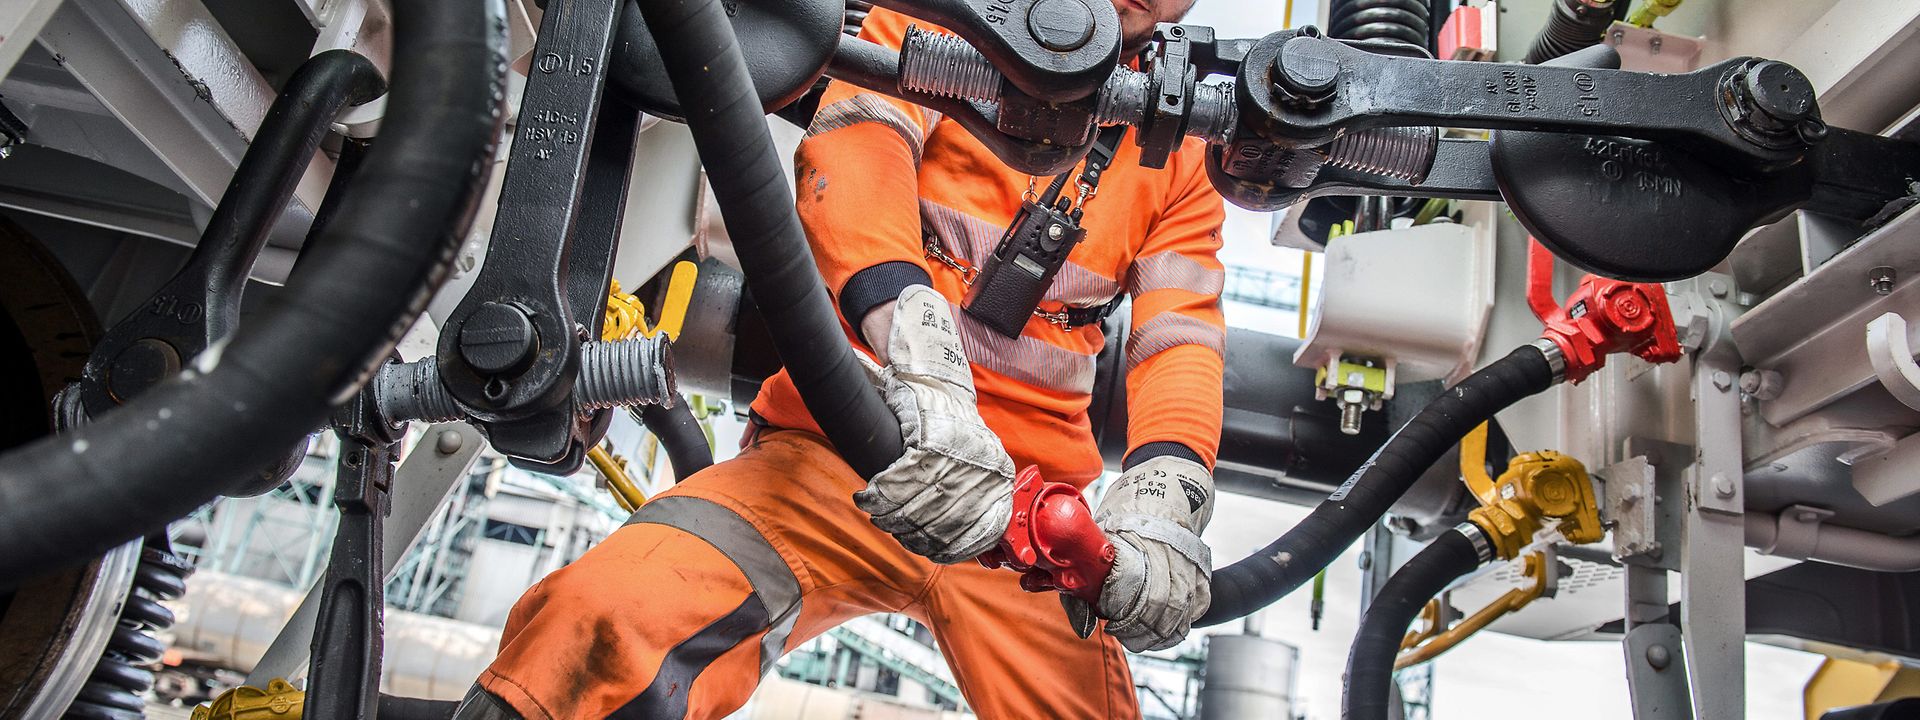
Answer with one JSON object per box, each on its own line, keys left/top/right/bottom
{"left": 192, "top": 678, "right": 304, "bottom": 720}
{"left": 603, "top": 261, "right": 699, "bottom": 342}
{"left": 1396, "top": 553, "right": 1550, "bottom": 669}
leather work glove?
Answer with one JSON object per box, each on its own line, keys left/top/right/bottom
{"left": 855, "top": 285, "right": 1016, "bottom": 564}
{"left": 1073, "top": 455, "right": 1215, "bottom": 652}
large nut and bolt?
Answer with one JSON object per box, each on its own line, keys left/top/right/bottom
{"left": 1027, "top": 0, "right": 1094, "bottom": 52}
{"left": 458, "top": 302, "right": 539, "bottom": 376}
{"left": 1272, "top": 35, "right": 1340, "bottom": 107}
{"left": 1869, "top": 266, "right": 1897, "bottom": 295}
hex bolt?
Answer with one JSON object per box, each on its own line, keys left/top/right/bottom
{"left": 1711, "top": 473, "right": 1736, "bottom": 499}
{"left": 1870, "top": 266, "right": 1897, "bottom": 295}
{"left": 1711, "top": 370, "right": 1733, "bottom": 391}
{"left": 1336, "top": 387, "right": 1368, "bottom": 436}
{"left": 1738, "top": 368, "right": 1784, "bottom": 400}
{"left": 1646, "top": 644, "right": 1671, "bottom": 670}
{"left": 1707, "top": 278, "right": 1729, "bottom": 298}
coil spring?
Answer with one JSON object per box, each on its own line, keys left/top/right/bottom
{"left": 64, "top": 541, "right": 190, "bottom": 720}
{"left": 1327, "top": 0, "right": 1431, "bottom": 47}
{"left": 1526, "top": 0, "right": 1616, "bottom": 64}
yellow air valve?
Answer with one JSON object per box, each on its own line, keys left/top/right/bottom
{"left": 1467, "top": 450, "right": 1604, "bottom": 561}
{"left": 191, "top": 678, "right": 304, "bottom": 720}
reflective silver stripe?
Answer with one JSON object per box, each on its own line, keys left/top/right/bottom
{"left": 1128, "top": 251, "right": 1225, "bottom": 297}
{"left": 809, "top": 95, "right": 927, "bottom": 163}
{"left": 627, "top": 496, "right": 802, "bottom": 674}
{"left": 953, "top": 303, "right": 1098, "bottom": 394}
{"left": 1126, "top": 313, "right": 1225, "bottom": 370}
{"left": 919, "top": 198, "right": 1121, "bottom": 305}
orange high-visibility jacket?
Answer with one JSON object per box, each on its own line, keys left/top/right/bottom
{"left": 752, "top": 8, "right": 1227, "bottom": 487}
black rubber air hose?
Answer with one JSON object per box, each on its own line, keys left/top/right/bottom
{"left": 637, "top": 0, "right": 905, "bottom": 480}
{"left": 1342, "top": 524, "right": 1490, "bottom": 720}
{"left": 1526, "top": 0, "right": 1617, "bottom": 64}
{"left": 639, "top": 399, "right": 714, "bottom": 480}
{"left": 0, "top": 0, "right": 507, "bottom": 588}
{"left": 1196, "top": 342, "right": 1558, "bottom": 626}
{"left": 379, "top": 694, "right": 460, "bottom": 720}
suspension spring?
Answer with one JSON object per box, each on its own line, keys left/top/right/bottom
{"left": 1327, "top": 0, "right": 1432, "bottom": 48}
{"left": 64, "top": 540, "right": 190, "bottom": 720}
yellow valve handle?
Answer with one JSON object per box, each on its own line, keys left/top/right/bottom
{"left": 603, "top": 261, "right": 700, "bottom": 342}
{"left": 1459, "top": 422, "right": 1497, "bottom": 506}
{"left": 192, "top": 678, "right": 304, "bottom": 720}
{"left": 589, "top": 446, "right": 646, "bottom": 512}
{"left": 1395, "top": 552, "right": 1550, "bottom": 669}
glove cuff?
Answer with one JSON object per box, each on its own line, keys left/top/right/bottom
{"left": 1096, "top": 454, "right": 1215, "bottom": 533}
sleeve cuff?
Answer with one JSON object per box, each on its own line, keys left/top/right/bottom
{"left": 840, "top": 261, "right": 933, "bottom": 344}
{"left": 1122, "top": 441, "right": 1206, "bottom": 471}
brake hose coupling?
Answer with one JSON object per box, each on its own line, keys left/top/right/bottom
{"left": 374, "top": 334, "right": 677, "bottom": 424}
{"left": 1536, "top": 276, "right": 1681, "bottom": 384}
{"left": 978, "top": 467, "right": 1117, "bottom": 608}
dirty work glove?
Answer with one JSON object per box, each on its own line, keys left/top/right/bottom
{"left": 1075, "top": 455, "right": 1214, "bottom": 652}
{"left": 855, "top": 285, "right": 1016, "bottom": 564}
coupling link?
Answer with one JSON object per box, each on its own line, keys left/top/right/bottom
{"left": 375, "top": 335, "right": 677, "bottom": 424}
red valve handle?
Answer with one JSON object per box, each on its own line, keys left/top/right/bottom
{"left": 977, "top": 466, "right": 1116, "bottom": 605}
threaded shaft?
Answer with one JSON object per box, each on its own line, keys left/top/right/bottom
{"left": 1094, "top": 69, "right": 1149, "bottom": 127}
{"left": 375, "top": 357, "right": 461, "bottom": 423}
{"left": 1325, "top": 126, "right": 1439, "bottom": 184}
{"left": 1339, "top": 401, "right": 1364, "bottom": 435}
{"left": 577, "top": 336, "right": 677, "bottom": 411}
{"left": 900, "top": 26, "right": 1002, "bottom": 102}
{"left": 1187, "top": 82, "right": 1238, "bottom": 144}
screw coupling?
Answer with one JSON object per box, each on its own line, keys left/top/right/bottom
{"left": 375, "top": 335, "right": 677, "bottom": 424}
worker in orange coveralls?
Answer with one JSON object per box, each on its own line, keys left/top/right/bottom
{"left": 454, "top": 0, "right": 1224, "bottom": 716}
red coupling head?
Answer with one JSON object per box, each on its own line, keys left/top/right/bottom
{"left": 1539, "top": 275, "right": 1683, "bottom": 384}
{"left": 978, "top": 466, "right": 1117, "bottom": 606}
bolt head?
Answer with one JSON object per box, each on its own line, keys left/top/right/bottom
{"left": 436, "top": 429, "right": 464, "bottom": 455}
{"left": 1711, "top": 370, "right": 1733, "bottom": 391}
{"left": 1742, "top": 62, "right": 1816, "bottom": 125}
{"left": 1708, "top": 278, "right": 1729, "bottom": 298}
{"left": 1711, "top": 473, "right": 1736, "bottom": 499}
{"left": 1870, "top": 266, "right": 1897, "bottom": 295}
{"left": 107, "top": 338, "right": 183, "bottom": 404}
{"left": 1646, "top": 643, "right": 1672, "bottom": 670}
{"left": 459, "top": 302, "right": 539, "bottom": 376}
{"left": 1274, "top": 36, "right": 1340, "bottom": 101}
{"left": 1027, "top": 0, "right": 1095, "bottom": 52}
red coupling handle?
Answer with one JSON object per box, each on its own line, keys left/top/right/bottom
{"left": 978, "top": 466, "right": 1116, "bottom": 605}
{"left": 1530, "top": 239, "right": 1683, "bottom": 384}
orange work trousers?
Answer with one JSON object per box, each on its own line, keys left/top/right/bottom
{"left": 475, "top": 430, "right": 1140, "bottom": 719}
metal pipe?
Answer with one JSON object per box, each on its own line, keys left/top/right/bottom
{"left": 1744, "top": 511, "right": 1920, "bottom": 573}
